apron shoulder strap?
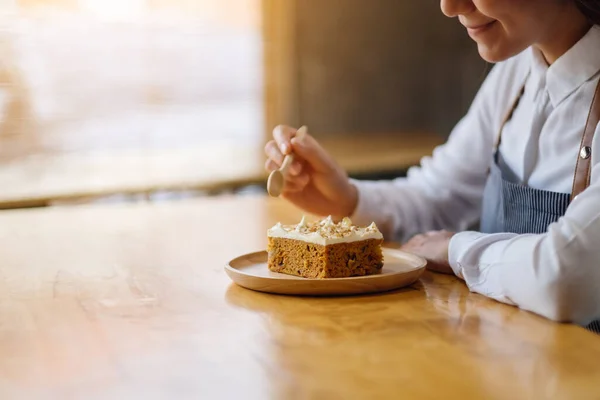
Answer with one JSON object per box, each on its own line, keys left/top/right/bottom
{"left": 571, "top": 78, "right": 600, "bottom": 201}
{"left": 494, "top": 73, "right": 529, "bottom": 151}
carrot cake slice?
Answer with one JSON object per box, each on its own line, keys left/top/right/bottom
{"left": 267, "top": 216, "right": 384, "bottom": 278}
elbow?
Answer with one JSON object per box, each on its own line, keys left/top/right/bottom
{"left": 534, "top": 272, "right": 597, "bottom": 324}
{"left": 525, "top": 230, "right": 600, "bottom": 324}
{"left": 535, "top": 283, "right": 576, "bottom": 323}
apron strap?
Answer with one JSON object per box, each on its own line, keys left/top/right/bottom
{"left": 494, "top": 71, "right": 531, "bottom": 153}
{"left": 494, "top": 83, "right": 527, "bottom": 151}
{"left": 571, "top": 79, "right": 600, "bottom": 201}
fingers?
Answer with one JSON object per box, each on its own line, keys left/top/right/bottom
{"left": 425, "top": 229, "right": 450, "bottom": 236}
{"left": 401, "top": 231, "right": 454, "bottom": 275}
{"left": 425, "top": 261, "right": 454, "bottom": 275}
{"left": 290, "top": 129, "right": 337, "bottom": 173}
{"left": 259, "top": 171, "right": 308, "bottom": 195}
{"left": 282, "top": 172, "right": 310, "bottom": 193}
{"left": 267, "top": 125, "right": 337, "bottom": 175}
{"left": 289, "top": 160, "right": 303, "bottom": 176}
{"left": 404, "top": 234, "right": 426, "bottom": 246}
{"left": 264, "top": 157, "right": 308, "bottom": 193}
{"left": 404, "top": 231, "right": 450, "bottom": 248}
{"left": 264, "top": 140, "right": 284, "bottom": 167}
{"left": 264, "top": 152, "right": 304, "bottom": 176}
{"left": 265, "top": 125, "right": 304, "bottom": 168}
{"left": 273, "top": 125, "right": 297, "bottom": 155}
{"left": 265, "top": 158, "right": 279, "bottom": 172}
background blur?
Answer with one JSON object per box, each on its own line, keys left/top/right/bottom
{"left": 0, "top": 0, "right": 485, "bottom": 209}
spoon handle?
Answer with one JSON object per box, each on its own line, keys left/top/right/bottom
{"left": 280, "top": 154, "right": 295, "bottom": 174}
{"left": 278, "top": 125, "right": 307, "bottom": 175}
{"left": 296, "top": 125, "right": 308, "bottom": 139}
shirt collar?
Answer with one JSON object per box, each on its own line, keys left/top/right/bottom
{"left": 529, "top": 46, "right": 549, "bottom": 91}
{"left": 540, "top": 26, "right": 600, "bottom": 107}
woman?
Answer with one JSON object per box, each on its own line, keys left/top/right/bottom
{"left": 264, "top": 0, "right": 600, "bottom": 331}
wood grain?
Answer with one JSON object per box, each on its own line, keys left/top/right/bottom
{"left": 0, "top": 195, "right": 598, "bottom": 399}
{"left": 262, "top": 0, "right": 300, "bottom": 130}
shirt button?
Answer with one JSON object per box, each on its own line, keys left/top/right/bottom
{"left": 580, "top": 146, "right": 592, "bottom": 160}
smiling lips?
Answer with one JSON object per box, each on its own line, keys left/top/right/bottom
{"left": 464, "top": 20, "right": 497, "bottom": 37}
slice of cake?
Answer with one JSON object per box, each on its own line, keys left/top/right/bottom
{"left": 267, "top": 216, "right": 384, "bottom": 279}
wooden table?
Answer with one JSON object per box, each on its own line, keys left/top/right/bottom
{"left": 0, "top": 132, "right": 442, "bottom": 209}
{"left": 1, "top": 195, "right": 598, "bottom": 399}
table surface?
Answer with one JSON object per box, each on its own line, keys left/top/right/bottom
{"left": 1, "top": 195, "right": 599, "bottom": 399}
{"left": 0, "top": 132, "right": 442, "bottom": 209}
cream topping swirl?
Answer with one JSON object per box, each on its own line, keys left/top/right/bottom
{"left": 267, "top": 216, "right": 383, "bottom": 245}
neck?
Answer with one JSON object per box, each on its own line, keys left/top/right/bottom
{"left": 535, "top": 6, "right": 592, "bottom": 65}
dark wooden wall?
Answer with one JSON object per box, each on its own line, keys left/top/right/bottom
{"left": 294, "top": 0, "right": 489, "bottom": 137}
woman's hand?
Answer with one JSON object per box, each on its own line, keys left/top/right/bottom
{"left": 401, "top": 230, "right": 455, "bottom": 275}
{"left": 264, "top": 125, "right": 358, "bottom": 218}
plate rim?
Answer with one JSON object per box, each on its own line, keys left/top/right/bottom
{"left": 224, "top": 247, "right": 427, "bottom": 282}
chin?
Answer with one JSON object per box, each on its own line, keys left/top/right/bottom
{"left": 477, "top": 44, "right": 516, "bottom": 63}
{"left": 476, "top": 39, "right": 530, "bottom": 63}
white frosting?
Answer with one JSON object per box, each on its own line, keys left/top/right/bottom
{"left": 267, "top": 216, "right": 383, "bottom": 245}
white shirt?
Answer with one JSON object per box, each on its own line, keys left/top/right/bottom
{"left": 351, "top": 26, "right": 600, "bottom": 325}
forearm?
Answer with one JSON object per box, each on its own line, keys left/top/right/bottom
{"left": 449, "top": 192, "right": 600, "bottom": 324}
{"left": 351, "top": 176, "right": 481, "bottom": 242}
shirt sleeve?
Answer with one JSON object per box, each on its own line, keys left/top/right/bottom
{"left": 449, "top": 125, "right": 600, "bottom": 325}
{"left": 351, "top": 56, "right": 526, "bottom": 242}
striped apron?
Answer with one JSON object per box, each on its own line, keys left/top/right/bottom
{"left": 480, "top": 75, "right": 600, "bottom": 333}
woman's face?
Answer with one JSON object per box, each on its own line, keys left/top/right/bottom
{"left": 440, "top": 0, "right": 573, "bottom": 62}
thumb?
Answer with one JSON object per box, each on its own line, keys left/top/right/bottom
{"left": 290, "top": 130, "right": 336, "bottom": 173}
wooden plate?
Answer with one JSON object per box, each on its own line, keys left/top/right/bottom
{"left": 225, "top": 248, "right": 427, "bottom": 296}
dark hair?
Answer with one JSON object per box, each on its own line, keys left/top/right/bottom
{"left": 575, "top": 0, "right": 600, "bottom": 25}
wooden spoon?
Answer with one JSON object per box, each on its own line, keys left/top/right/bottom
{"left": 267, "top": 126, "right": 307, "bottom": 197}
